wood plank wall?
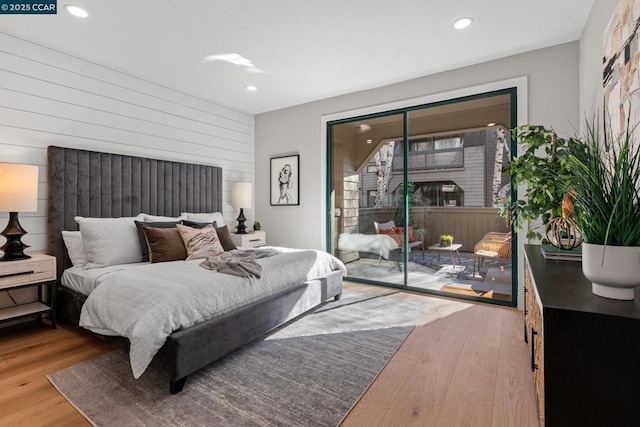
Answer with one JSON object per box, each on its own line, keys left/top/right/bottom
{"left": 0, "top": 31, "right": 254, "bottom": 312}
{"left": 358, "top": 207, "right": 509, "bottom": 252}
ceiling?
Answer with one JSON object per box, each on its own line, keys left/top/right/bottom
{"left": 0, "top": 0, "right": 595, "bottom": 115}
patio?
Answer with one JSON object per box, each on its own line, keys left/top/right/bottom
{"left": 335, "top": 204, "right": 512, "bottom": 302}
{"left": 342, "top": 250, "right": 512, "bottom": 301}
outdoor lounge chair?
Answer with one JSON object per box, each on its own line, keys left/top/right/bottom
{"left": 473, "top": 232, "right": 512, "bottom": 276}
{"left": 374, "top": 220, "right": 425, "bottom": 263}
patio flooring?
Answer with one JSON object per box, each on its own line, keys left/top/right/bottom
{"left": 343, "top": 250, "right": 512, "bottom": 301}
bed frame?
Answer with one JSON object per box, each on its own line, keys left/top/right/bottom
{"left": 47, "top": 146, "right": 343, "bottom": 394}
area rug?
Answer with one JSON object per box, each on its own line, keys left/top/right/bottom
{"left": 48, "top": 290, "right": 428, "bottom": 427}
{"left": 408, "top": 252, "right": 508, "bottom": 281}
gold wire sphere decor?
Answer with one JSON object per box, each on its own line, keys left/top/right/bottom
{"left": 545, "top": 216, "right": 583, "bottom": 249}
{"left": 545, "top": 189, "right": 583, "bottom": 250}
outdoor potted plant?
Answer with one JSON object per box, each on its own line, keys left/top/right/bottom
{"left": 555, "top": 119, "right": 640, "bottom": 300}
{"left": 394, "top": 182, "right": 415, "bottom": 227}
{"left": 440, "top": 234, "right": 454, "bottom": 247}
{"left": 506, "top": 125, "right": 577, "bottom": 241}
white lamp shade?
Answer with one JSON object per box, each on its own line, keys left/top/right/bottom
{"left": 0, "top": 163, "right": 38, "bottom": 212}
{"left": 231, "top": 182, "right": 252, "bottom": 208}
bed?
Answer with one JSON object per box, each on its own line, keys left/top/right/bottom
{"left": 47, "top": 146, "right": 344, "bottom": 394}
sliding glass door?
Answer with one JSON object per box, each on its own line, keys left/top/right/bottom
{"left": 328, "top": 112, "right": 408, "bottom": 287}
{"left": 328, "top": 89, "right": 517, "bottom": 305}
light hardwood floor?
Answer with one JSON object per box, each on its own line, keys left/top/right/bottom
{"left": 0, "top": 321, "right": 111, "bottom": 426}
{"left": 0, "top": 282, "right": 538, "bottom": 426}
{"left": 341, "top": 282, "right": 538, "bottom": 427}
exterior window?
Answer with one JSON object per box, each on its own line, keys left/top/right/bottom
{"left": 366, "top": 161, "right": 385, "bottom": 173}
{"left": 409, "top": 136, "right": 462, "bottom": 152}
{"left": 410, "top": 141, "right": 430, "bottom": 152}
{"left": 408, "top": 181, "right": 464, "bottom": 207}
{"left": 396, "top": 135, "right": 464, "bottom": 171}
{"left": 367, "top": 190, "right": 377, "bottom": 207}
{"left": 434, "top": 137, "right": 461, "bottom": 150}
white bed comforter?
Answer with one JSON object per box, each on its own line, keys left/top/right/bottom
{"left": 79, "top": 248, "right": 345, "bottom": 378}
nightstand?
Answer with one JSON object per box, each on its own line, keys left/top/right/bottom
{"left": 230, "top": 230, "right": 266, "bottom": 248}
{"left": 0, "top": 254, "right": 57, "bottom": 329}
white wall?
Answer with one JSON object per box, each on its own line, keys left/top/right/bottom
{"left": 255, "top": 42, "right": 580, "bottom": 251}
{"left": 579, "top": 0, "right": 619, "bottom": 129}
{"left": 0, "top": 32, "right": 254, "bottom": 311}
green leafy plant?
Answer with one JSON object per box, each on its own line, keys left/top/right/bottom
{"left": 497, "top": 194, "right": 511, "bottom": 228}
{"left": 506, "top": 125, "right": 577, "bottom": 239}
{"left": 439, "top": 234, "right": 454, "bottom": 243}
{"left": 394, "top": 181, "right": 416, "bottom": 226}
{"left": 556, "top": 119, "right": 640, "bottom": 246}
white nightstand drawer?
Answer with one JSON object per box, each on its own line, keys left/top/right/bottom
{"left": 0, "top": 254, "right": 56, "bottom": 290}
{"left": 231, "top": 230, "right": 266, "bottom": 248}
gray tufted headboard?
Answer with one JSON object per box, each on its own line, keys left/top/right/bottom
{"left": 47, "top": 146, "right": 222, "bottom": 279}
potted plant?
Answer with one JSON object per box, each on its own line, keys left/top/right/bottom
{"left": 440, "top": 234, "right": 454, "bottom": 247}
{"left": 555, "top": 119, "right": 640, "bottom": 300}
{"left": 394, "top": 181, "right": 415, "bottom": 227}
{"left": 506, "top": 125, "right": 577, "bottom": 240}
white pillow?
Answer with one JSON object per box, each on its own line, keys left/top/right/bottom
{"left": 181, "top": 212, "right": 225, "bottom": 226}
{"left": 75, "top": 215, "right": 144, "bottom": 268}
{"left": 141, "top": 213, "right": 186, "bottom": 222}
{"left": 62, "top": 230, "right": 88, "bottom": 266}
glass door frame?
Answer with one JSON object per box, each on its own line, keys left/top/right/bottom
{"left": 326, "top": 88, "right": 518, "bottom": 307}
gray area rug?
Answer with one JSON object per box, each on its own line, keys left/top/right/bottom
{"left": 407, "top": 252, "right": 508, "bottom": 281}
{"left": 48, "top": 290, "right": 428, "bottom": 427}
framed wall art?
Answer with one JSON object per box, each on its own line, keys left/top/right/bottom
{"left": 603, "top": 0, "right": 640, "bottom": 138}
{"left": 270, "top": 154, "right": 299, "bottom": 206}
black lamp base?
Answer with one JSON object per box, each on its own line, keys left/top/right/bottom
{"left": 235, "top": 208, "right": 248, "bottom": 234}
{"left": 0, "top": 212, "right": 31, "bottom": 261}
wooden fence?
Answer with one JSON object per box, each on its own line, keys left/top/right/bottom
{"left": 357, "top": 207, "right": 509, "bottom": 253}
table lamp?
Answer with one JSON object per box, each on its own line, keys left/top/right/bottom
{"left": 231, "top": 182, "right": 252, "bottom": 234}
{"left": 0, "top": 163, "right": 39, "bottom": 261}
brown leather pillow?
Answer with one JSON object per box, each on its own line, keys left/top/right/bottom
{"left": 142, "top": 226, "right": 187, "bottom": 263}
{"left": 135, "top": 220, "right": 181, "bottom": 262}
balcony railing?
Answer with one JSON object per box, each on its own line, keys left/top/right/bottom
{"left": 392, "top": 147, "right": 464, "bottom": 171}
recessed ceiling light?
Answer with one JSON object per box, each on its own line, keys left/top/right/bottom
{"left": 64, "top": 4, "right": 88, "bottom": 18}
{"left": 246, "top": 85, "right": 257, "bottom": 92}
{"left": 453, "top": 17, "right": 473, "bottom": 30}
{"left": 366, "top": 139, "right": 373, "bottom": 144}
{"left": 487, "top": 122, "right": 496, "bottom": 127}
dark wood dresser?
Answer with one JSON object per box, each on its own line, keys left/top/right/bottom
{"left": 524, "top": 245, "right": 640, "bottom": 426}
